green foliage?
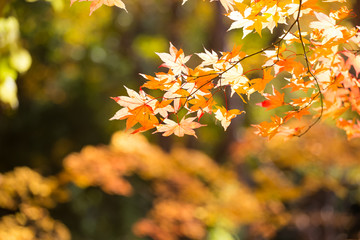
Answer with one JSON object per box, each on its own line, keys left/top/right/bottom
{"left": 0, "top": 17, "right": 31, "bottom": 108}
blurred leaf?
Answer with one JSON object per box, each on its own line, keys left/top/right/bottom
{"left": 10, "top": 48, "right": 32, "bottom": 73}
{"left": 208, "top": 227, "right": 235, "bottom": 240}
{"left": 0, "top": 76, "right": 18, "bottom": 108}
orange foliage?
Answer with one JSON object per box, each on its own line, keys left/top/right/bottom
{"left": 63, "top": 124, "right": 360, "bottom": 239}
{"left": 231, "top": 123, "right": 360, "bottom": 237}
{"left": 63, "top": 132, "right": 292, "bottom": 239}
{"left": 87, "top": 0, "right": 360, "bottom": 140}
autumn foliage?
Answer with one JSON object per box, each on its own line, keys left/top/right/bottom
{"left": 63, "top": 131, "right": 284, "bottom": 239}
{"left": 2, "top": 124, "right": 360, "bottom": 239}
{"left": 0, "top": 167, "right": 70, "bottom": 240}
{"left": 3, "top": 0, "right": 360, "bottom": 239}
{"left": 68, "top": 0, "right": 360, "bottom": 140}
{"left": 62, "top": 125, "right": 360, "bottom": 239}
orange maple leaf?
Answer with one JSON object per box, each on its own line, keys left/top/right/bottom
{"left": 188, "top": 95, "right": 214, "bottom": 119}
{"left": 257, "top": 86, "right": 285, "bottom": 110}
{"left": 187, "top": 68, "right": 217, "bottom": 94}
{"left": 141, "top": 74, "right": 168, "bottom": 90}
{"left": 252, "top": 115, "right": 284, "bottom": 139}
{"left": 126, "top": 105, "right": 158, "bottom": 130}
{"left": 110, "top": 87, "right": 159, "bottom": 132}
{"left": 277, "top": 58, "right": 305, "bottom": 76}
{"left": 250, "top": 68, "right": 273, "bottom": 93}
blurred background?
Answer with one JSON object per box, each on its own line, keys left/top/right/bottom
{"left": 1, "top": 0, "right": 360, "bottom": 239}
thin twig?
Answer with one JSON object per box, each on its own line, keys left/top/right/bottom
{"left": 295, "top": 0, "right": 324, "bottom": 137}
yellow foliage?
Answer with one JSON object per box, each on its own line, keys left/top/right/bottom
{"left": 0, "top": 17, "right": 32, "bottom": 108}
{"left": 64, "top": 131, "right": 286, "bottom": 239}
{"left": 0, "top": 167, "right": 70, "bottom": 240}
{"left": 0, "top": 167, "right": 67, "bottom": 209}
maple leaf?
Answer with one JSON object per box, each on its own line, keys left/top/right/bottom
{"left": 252, "top": 18, "right": 265, "bottom": 36}
{"left": 153, "top": 117, "right": 205, "bottom": 138}
{"left": 228, "top": 8, "right": 254, "bottom": 37}
{"left": 156, "top": 43, "right": 191, "bottom": 76}
{"left": 186, "top": 68, "right": 217, "bottom": 94}
{"left": 140, "top": 74, "right": 169, "bottom": 90}
{"left": 214, "top": 106, "right": 244, "bottom": 130}
{"left": 276, "top": 57, "right": 305, "bottom": 76}
{"left": 110, "top": 107, "right": 132, "bottom": 120}
{"left": 217, "top": 63, "right": 250, "bottom": 97}
{"left": 162, "top": 85, "right": 190, "bottom": 112}
{"left": 141, "top": 70, "right": 181, "bottom": 93}
{"left": 127, "top": 105, "right": 159, "bottom": 132}
{"left": 309, "top": 11, "right": 344, "bottom": 44}
{"left": 110, "top": 87, "right": 159, "bottom": 132}
{"left": 154, "top": 100, "right": 174, "bottom": 118}
{"left": 257, "top": 86, "right": 285, "bottom": 110}
{"left": 259, "top": 4, "right": 288, "bottom": 33}
{"left": 187, "top": 95, "right": 214, "bottom": 119}
{"left": 112, "top": 87, "right": 156, "bottom": 110}
{"left": 71, "top": 0, "right": 127, "bottom": 15}
{"left": 196, "top": 48, "right": 219, "bottom": 69}
{"left": 252, "top": 115, "right": 284, "bottom": 140}
{"left": 250, "top": 68, "right": 273, "bottom": 93}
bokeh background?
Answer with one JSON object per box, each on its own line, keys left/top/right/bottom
{"left": 1, "top": 0, "right": 360, "bottom": 239}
